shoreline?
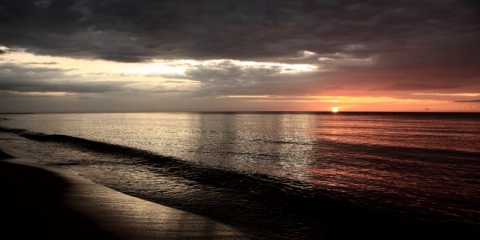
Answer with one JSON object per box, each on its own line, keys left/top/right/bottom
{"left": 0, "top": 150, "right": 248, "bottom": 240}
{"left": 1, "top": 124, "right": 479, "bottom": 239}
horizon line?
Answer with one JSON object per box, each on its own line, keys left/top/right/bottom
{"left": 1, "top": 110, "right": 480, "bottom": 115}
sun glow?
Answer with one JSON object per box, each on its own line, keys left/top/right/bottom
{"left": 331, "top": 107, "right": 339, "bottom": 113}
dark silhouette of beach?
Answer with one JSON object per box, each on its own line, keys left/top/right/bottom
{"left": 0, "top": 150, "right": 122, "bottom": 239}
{"left": 0, "top": 149, "right": 247, "bottom": 240}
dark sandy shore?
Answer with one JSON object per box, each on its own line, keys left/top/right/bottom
{"left": 0, "top": 149, "right": 248, "bottom": 240}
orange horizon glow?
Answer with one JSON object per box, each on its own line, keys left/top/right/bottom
{"left": 219, "top": 95, "right": 480, "bottom": 112}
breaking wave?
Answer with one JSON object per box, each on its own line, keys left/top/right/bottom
{"left": 1, "top": 126, "right": 478, "bottom": 240}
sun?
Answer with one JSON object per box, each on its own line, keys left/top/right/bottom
{"left": 331, "top": 107, "right": 339, "bottom": 113}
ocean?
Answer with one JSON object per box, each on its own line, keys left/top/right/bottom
{"left": 0, "top": 112, "right": 479, "bottom": 239}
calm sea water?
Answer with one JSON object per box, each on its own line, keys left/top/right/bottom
{"left": 1, "top": 112, "right": 479, "bottom": 239}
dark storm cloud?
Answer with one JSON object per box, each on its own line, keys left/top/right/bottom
{"left": 0, "top": 0, "right": 479, "bottom": 66}
{"left": 25, "top": 62, "right": 58, "bottom": 65}
{"left": 0, "top": 63, "right": 123, "bottom": 93}
{"left": 180, "top": 60, "right": 324, "bottom": 97}
{"left": 184, "top": 61, "right": 283, "bottom": 96}
{"left": 373, "top": 83, "right": 462, "bottom": 91}
{"left": 454, "top": 99, "right": 480, "bottom": 102}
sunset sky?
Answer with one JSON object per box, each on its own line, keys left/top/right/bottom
{"left": 1, "top": 0, "right": 479, "bottom": 112}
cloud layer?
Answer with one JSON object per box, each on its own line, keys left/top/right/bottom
{"left": 1, "top": 0, "right": 478, "bottom": 63}
{"left": 1, "top": 0, "right": 479, "bottom": 111}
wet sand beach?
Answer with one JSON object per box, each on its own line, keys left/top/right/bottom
{"left": 0, "top": 150, "right": 248, "bottom": 240}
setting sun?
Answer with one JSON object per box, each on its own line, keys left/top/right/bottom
{"left": 332, "top": 107, "right": 339, "bottom": 113}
